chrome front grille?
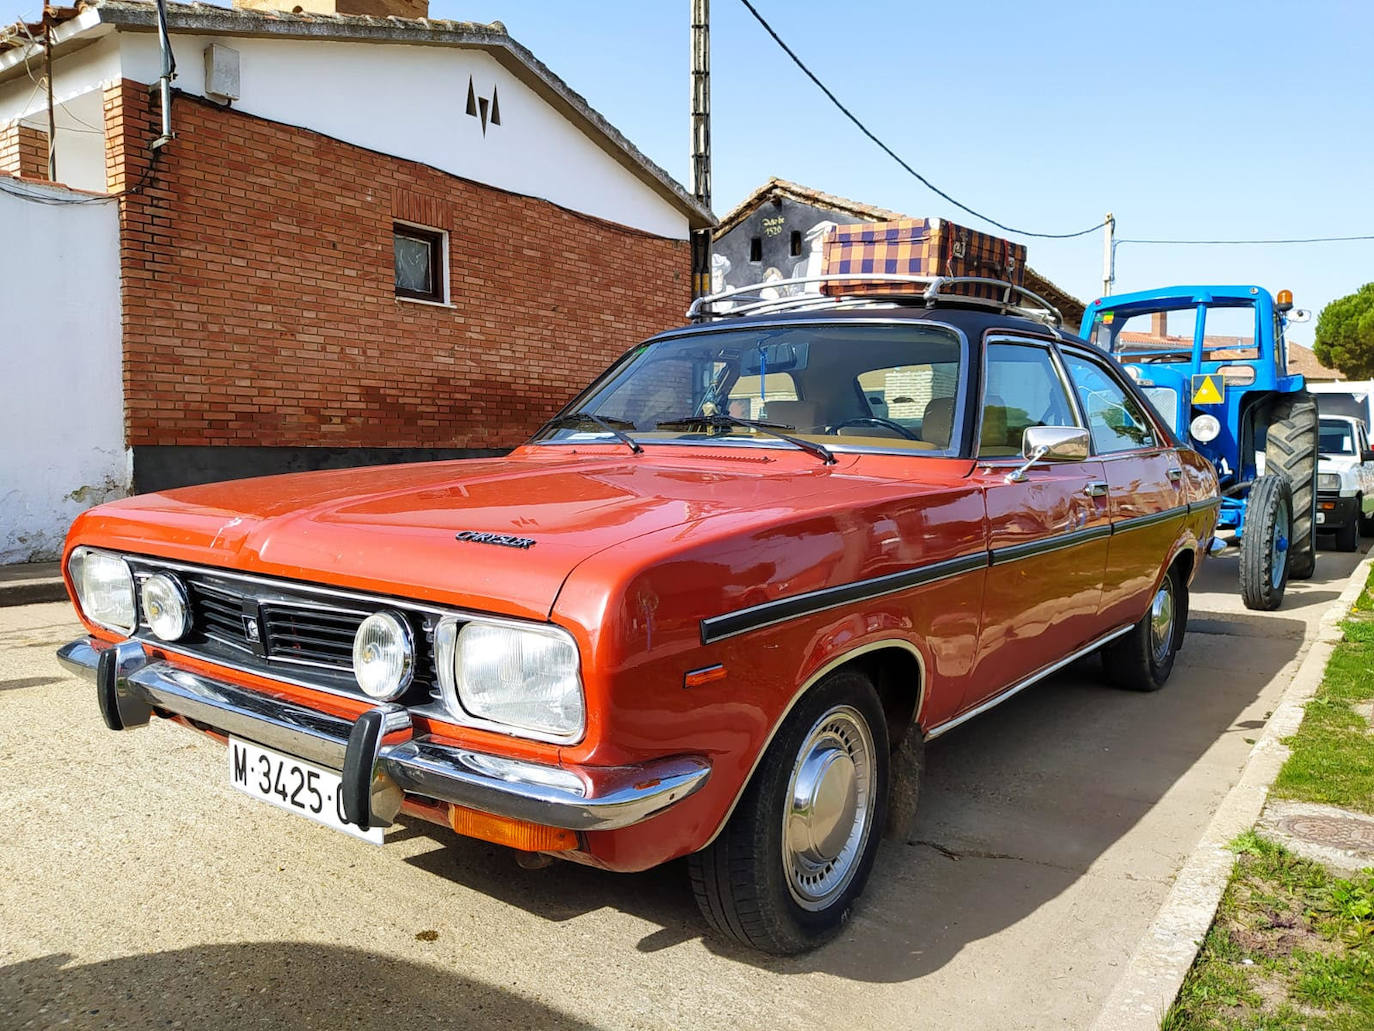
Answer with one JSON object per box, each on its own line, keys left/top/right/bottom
{"left": 127, "top": 558, "right": 439, "bottom": 704}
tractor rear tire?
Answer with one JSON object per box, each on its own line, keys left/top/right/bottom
{"left": 1240, "top": 474, "right": 1293, "bottom": 611}
{"left": 1265, "top": 393, "right": 1319, "bottom": 580}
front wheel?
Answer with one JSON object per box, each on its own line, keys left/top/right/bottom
{"left": 1240, "top": 474, "right": 1293, "bottom": 610}
{"left": 1103, "top": 563, "right": 1188, "bottom": 691}
{"left": 689, "top": 669, "right": 890, "bottom": 955}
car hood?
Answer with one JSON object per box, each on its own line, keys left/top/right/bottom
{"left": 1318, "top": 454, "right": 1358, "bottom": 471}
{"left": 69, "top": 448, "right": 924, "bottom": 621}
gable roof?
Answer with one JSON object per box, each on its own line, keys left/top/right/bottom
{"left": 0, "top": 0, "right": 714, "bottom": 229}
{"left": 715, "top": 177, "right": 1087, "bottom": 325}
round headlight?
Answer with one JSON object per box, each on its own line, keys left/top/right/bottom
{"left": 1190, "top": 413, "right": 1221, "bottom": 443}
{"left": 68, "top": 546, "right": 136, "bottom": 633}
{"left": 141, "top": 573, "right": 190, "bottom": 641}
{"left": 352, "top": 611, "right": 414, "bottom": 700}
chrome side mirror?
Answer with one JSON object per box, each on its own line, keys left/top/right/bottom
{"left": 1007, "top": 426, "right": 1091, "bottom": 482}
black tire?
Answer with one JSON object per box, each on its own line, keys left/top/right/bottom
{"left": 688, "top": 669, "right": 890, "bottom": 955}
{"left": 1240, "top": 474, "right": 1293, "bottom": 611}
{"left": 1265, "top": 393, "right": 1318, "bottom": 580}
{"left": 1335, "top": 512, "right": 1359, "bottom": 552}
{"left": 1103, "top": 563, "right": 1188, "bottom": 691}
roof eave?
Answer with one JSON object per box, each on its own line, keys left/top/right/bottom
{"left": 4, "top": 2, "right": 714, "bottom": 231}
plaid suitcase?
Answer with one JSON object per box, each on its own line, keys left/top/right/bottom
{"left": 821, "top": 218, "right": 1026, "bottom": 301}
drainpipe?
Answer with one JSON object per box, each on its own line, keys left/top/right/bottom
{"left": 151, "top": 0, "right": 176, "bottom": 149}
{"left": 43, "top": 11, "right": 55, "bottom": 180}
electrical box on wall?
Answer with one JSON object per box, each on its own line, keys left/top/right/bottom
{"left": 204, "top": 44, "right": 241, "bottom": 101}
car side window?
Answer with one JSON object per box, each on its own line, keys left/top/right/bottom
{"left": 1060, "top": 352, "right": 1158, "bottom": 453}
{"left": 979, "top": 342, "right": 1079, "bottom": 458}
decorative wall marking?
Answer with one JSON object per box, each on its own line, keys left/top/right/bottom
{"left": 465, "top": 76, "right": 502, "bottom": 135}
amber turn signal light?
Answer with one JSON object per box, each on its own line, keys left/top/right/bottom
{"left": 447, "top": 804, "right": 577, "bottom": 852}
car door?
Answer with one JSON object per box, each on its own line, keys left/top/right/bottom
{"left": 962, "top": 338, "right": 1111, "bottom": 712}
{"left": 1058, "top": 348, "right": 1189, "bottom": 631}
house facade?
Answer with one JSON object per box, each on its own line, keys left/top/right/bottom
{"left": 0, "top": 0, "right": 710, "bottom": 562}
{"left": 712, "top": 178, "right": 1085, "bottom": 326}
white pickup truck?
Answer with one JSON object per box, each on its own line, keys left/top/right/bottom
{"left": 1317, "top": 414, "right": 1374, "bottom": 550}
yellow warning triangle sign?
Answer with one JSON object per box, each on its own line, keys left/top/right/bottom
{"left": 1191, "top": 375, "right": 1224, "bottom": 405}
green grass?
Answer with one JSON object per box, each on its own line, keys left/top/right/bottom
{"left": 1162, "top": 833, "right": 1374, "bottom": 1031}
{"left": 1271, "top": 566, "right": 1374, "bottom": 814}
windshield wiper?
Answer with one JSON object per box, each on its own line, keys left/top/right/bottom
{"left": 655, "top": 413, "right": 835, "bottom": 465}
{"left": 541, "top": 410, "right": 642, "bottom": 454}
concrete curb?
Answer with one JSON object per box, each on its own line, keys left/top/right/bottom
{"left": 1088, "top": 550, "right": 1374, "bottom": 1031}
{"left": 0, "top": 563, "right": 67, "bottom": 608}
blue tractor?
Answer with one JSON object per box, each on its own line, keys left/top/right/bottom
{"left": 1081, "top": 285, "right": 1318, "bottom": 610}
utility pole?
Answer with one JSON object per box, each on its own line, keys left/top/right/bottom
{"left": 690, "top": 0, "right": 712, "bottom": 298}
{"left": 43, "top": 9, "right": 56, "bottom": 181}
{"left": 1101, "top": 212, "right": 1115, "bottom": 298}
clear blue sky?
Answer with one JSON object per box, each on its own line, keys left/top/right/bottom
{"left": 446, "top": 0, "right": 1373, "bottom": 343}
{"left": 7, "top": 0, "right": 1370, "bottom": 340}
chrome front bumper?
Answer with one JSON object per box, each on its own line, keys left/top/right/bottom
{"left": 57, "top": 637, "right": 710, "bottom": 834}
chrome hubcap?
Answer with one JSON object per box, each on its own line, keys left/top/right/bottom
{"left": 783, "top": 705, "right": 874, "bottom": 911}
{"left": 1150, "top": 581, "right": 1175, "bottom": 665}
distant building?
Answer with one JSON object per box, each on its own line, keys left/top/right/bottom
{"left": 0, "top": 0, "right": 711, "bottom": 562}
{"left": 713, "top": 177, "right": 1086, "bottom": 325}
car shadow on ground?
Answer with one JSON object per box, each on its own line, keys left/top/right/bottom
{"left": 0, "top": 945, "right": 597, "bottom": 1030}
{"left": 393, "top": 590, "right": 1312, "bottom": 983}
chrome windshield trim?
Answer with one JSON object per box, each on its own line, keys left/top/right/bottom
{"left": 700, "top": 551, "right": 988, "bottom": 645}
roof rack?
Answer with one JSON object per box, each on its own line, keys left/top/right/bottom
{"left": 686, "top": 274, "right": 1063, "bottom": 327}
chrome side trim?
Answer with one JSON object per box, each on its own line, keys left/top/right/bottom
{"left": 699, "top": 551, "right": 988, "bottom": 645}
{"left": 923, "top": 623, "right": 1136, "bottom": 741}
{"left": 699, "top": 639, "right": 927, "bottom": 849}
{"left": 1112, "top": 504, "right": 1190, "bottom": 534}
{"left": 1188, "top": 497, "right": 1223, "bottom": 514}
{"left": 56, "top": 636, "right": 709, "bottom": 833}
{"left": 989, "top": 523, "right": 1112, "bottom": 565}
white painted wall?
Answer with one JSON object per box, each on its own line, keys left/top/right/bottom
{"left": 0, "top": 180, "right": 126, "bottom": 565}
{"left": 117, "top": 33, "right": 689, "bottom": 239}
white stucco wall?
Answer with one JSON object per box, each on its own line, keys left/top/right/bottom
{"left": 116, "top": 33, "right": 689, "bottom": 239}
{"left": 0, "top": 180, "right": 126, "bottom": 564}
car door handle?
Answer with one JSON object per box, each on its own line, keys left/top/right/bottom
{"left": 1084, "top": 481, "right": 1109, "bottom": 498}
{"left": 1167, "top": 468, "right": 1183, "bottom": 482}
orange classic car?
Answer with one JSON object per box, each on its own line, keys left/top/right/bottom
{"left": 58, "top": 277, "right": 1220, "bottom": 954}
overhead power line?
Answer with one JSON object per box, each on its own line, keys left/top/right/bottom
{"left": 736, "top": 0, "right": 1106, "bottom": 240}
{"left": 1119, "top": 234, "right": 1374, "bottom": 246}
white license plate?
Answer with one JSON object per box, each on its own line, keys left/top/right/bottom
{"left": 228, "top": 737, "right": 383, "bottom": 844}
{"left": 1317, "top": 512, "right": 1326, "bottom": 524}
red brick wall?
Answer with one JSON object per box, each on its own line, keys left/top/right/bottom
{"left": 0, "top": 121, "right": 48, "bottom": 179}
{"left": 104, "top": 80, "right": 691, "bottom": 450}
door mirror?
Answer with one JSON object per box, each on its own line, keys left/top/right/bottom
{"left": 1023, "top": 425, "right": 1090, "bottom": 462}
{"left": 1006, "top": 426, "right": 1090, "bottom": 482}
{"left": 1362, "top": 449, "right": 1374, "bottom": 464}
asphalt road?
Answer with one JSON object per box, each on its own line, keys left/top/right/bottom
{"left": 3, "top": 541, "right": 1369, "bottom": 1031}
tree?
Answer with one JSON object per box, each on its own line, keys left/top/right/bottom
{"left": 1313, "top": 282, "right": 1374, "bottom": 380}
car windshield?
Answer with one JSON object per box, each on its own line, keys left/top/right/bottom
{"left": 534, "top": 322, "right": 967, "bottom": 455}
{"left": 1320, "top": 420, "right": 1356, "bottom": 455}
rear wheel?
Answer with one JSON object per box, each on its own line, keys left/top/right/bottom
{"left": 1265, "top": 393, "right": 1319, "bottom": 579}
{"left": 1359, "top": 496, "right": 1374, "bottom": 538}
{"left": 689, "top": 669, "right": 889, "bottom": 955}
{"left": 1103, "top": 564, "right": 1187, "bottom": 691}
{"left": 1240, "top": 474, "right": 1293, "bottom": 610}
